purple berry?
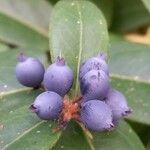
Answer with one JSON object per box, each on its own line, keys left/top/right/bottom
{"left": 80, "top": 70, "right": 110, "bottom": 102}
{"left": 30, "top": 91, "right": 63, "bottom": 120}
{"left": 105, "top": 89, "right": 132, "bottom": 121}
{"left": 79, "top": 53, "right": 109, "bottom": 79}
{"left": 16, "top": 54, "right": 45, "bottom": 88}
{"left": 43, "top": 57, "right": 74, "bottom": 97}
{"left": 81, "top": 100, "right": 113, "bottom": 131}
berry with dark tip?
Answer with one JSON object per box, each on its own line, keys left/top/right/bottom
{"left": 80, "top": 70, "right": 110, "bottom": 102}
{"left": 79, "top": 53, "right": 109, "bottom": 79}
{"left": 98, "top": 52, "right": 107, "bottom": 61}
{"left": 105, "top": 89, "right": 132, "bottom": 121}
{"left": 16, "top": 54, "right": 45, "bottom": 88}
{"left": 81, "top": 100, "right": 113, "bottom": 131}
{"left": 30, "top": 91, "right": 63, "bottom": 120}
{"left": 43, "top": 56, "right": 74, "bottom": 97}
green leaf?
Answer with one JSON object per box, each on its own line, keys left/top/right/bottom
{"left": 0, "top": 48, "right": 45, "bottom": 93}
{"left": 109, "top": 40, "right": 150, "bottom": 125}
{"left": 52, "top": 122, "right": 92, "bottom": 150}
{"left": 128, "top": 121, "right": 150, "bottom": 146}
{"left": 49, "top": 0, "right": 114, "bottom": 27}
{"left": 90, "top": 0, "right": 114, "bottom": 27}
{"left": 0, "top": 42, "right": 9, "bottom": 52}
{"left": 0, "top": 47, "right": 61, "bottom": 149}
{"left": 92, "top": 120, "right": 145, "bottom": 150}
{"left": 52, "top": 121, "right": 144, "bottom": 150}
{"left": 111, "top": 0, "right": 150, "bottom": 32}
{"left": 0, "top": 0, "right": 50, "bottom": 48}
{"left": 49, "top": 0, "right": 109, "bottom": 96}
{"left": 141, "top": 0, "right": 150, "bottom": 12}
{"left": 0, "top": 90, "right": 61, "bottom": 150}
{"left": 109, "top": 41, "right": 150, "bottom": 81}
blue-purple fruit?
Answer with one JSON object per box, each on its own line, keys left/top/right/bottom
{"left": 43, "top": 57, "right": 74, "bottom": 97}
{"left": 79, "top": 53, "right": 109, "bottom": 79}
{"left": 105, "top": 89, "right": 132, "bottom": 121}
{"left": 80, "top": 70, "right": 110, "bottom": 102}
{"left": 30, "top": 91, "right": 63, "bottom": 120}
{"left": 81, "top": 100, "right": 113, "bottom": 131}
{"left": 16, "top": 54, "right": 45, "bottom": 88}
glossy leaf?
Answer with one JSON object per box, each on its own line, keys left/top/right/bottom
{"left": 52, "top": 121, "right": 144, "bottom": 150}
{"left": 111, "top": 0, "right": 150, "bottom": 32}
{"left": 49, "top": 0, "right": 109, "bottom": 95}
{"left": 92, "top": 120, "right": 145, "bottom": 150}
{"left": 52, "top": 122, "right": 92, "bottom": 150}
{"left": 109, "top": 41, "right": 150, "bottom": 81}
{"left": 0, "top": 48, "right": 46, "bottom": 93}
{"left": 91, "top": 0, "right": 114, "bottom": 27}
{"left": 109, "top": 40, "right": 150, "bottom": 125}
{"left": 128, "top": 120, "right": 150, "bottom": 146}
{"left": 0, "top": 0, "right": 50, "bottom": 48}
{"left": 0, "top": 47, "right": 61, "bottom": 149}
{"left": 0, "top": 90, "right": 61, "bottom": 150}
{"left": 48, "top": 0, "right": 114, "bottom": 27}
{"left": 141, "top": 0, "right": 150, "bottom": 12}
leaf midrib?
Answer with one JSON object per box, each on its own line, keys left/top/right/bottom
{"left": 0, "top": 88, "right": 30, "bottom": 98}
{"left": 74, "top": 1, "right": 83, "bottom": 96}
{"left": 110, "top": 74, "right": 150, "bottom": 84}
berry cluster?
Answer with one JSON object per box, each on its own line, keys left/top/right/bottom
{"left": 16, "top": 53, "right": 131, "bottom": 132}
{"left": 79, "top": 53, "right": 132, "bottom": 131}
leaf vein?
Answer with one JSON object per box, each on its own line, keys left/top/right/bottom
{"left": 0, "top": 11, "right": 48, "bottom": 38}
{"left": 75, "top": 1, "right": 83, "bottom": 96}
{"left": 2, "top": 121, "right": 44, "bottom": 150}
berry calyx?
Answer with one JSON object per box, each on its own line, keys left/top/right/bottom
{"left": 58, "top": 97, "right": 81, "bottom": 128}
{"left": 17, "top": 53, "right": 28, "bottom": 62}
{"left": 56, "top": 56, "right": 65, "bottom": 66}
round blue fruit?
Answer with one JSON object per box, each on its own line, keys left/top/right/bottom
{"left": 30, "top": 91, "right": 63, "bottom": 120}
{"left": 105, "top": 89, "right": 132, "bottom": 121}
{"left": 43, "top": 56, "right": 74, "bottom": 97}
{"left": 80, "top": 70, "right": 110, "bottom": 102}
{"left": 79, "top": 53, "right": 109, "bottom": 79}
{"left": 81, "top": 100, "right": 113, "bottom": 131}
{"left": 16, "top": 54, "right": 45, "bottom": 88}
